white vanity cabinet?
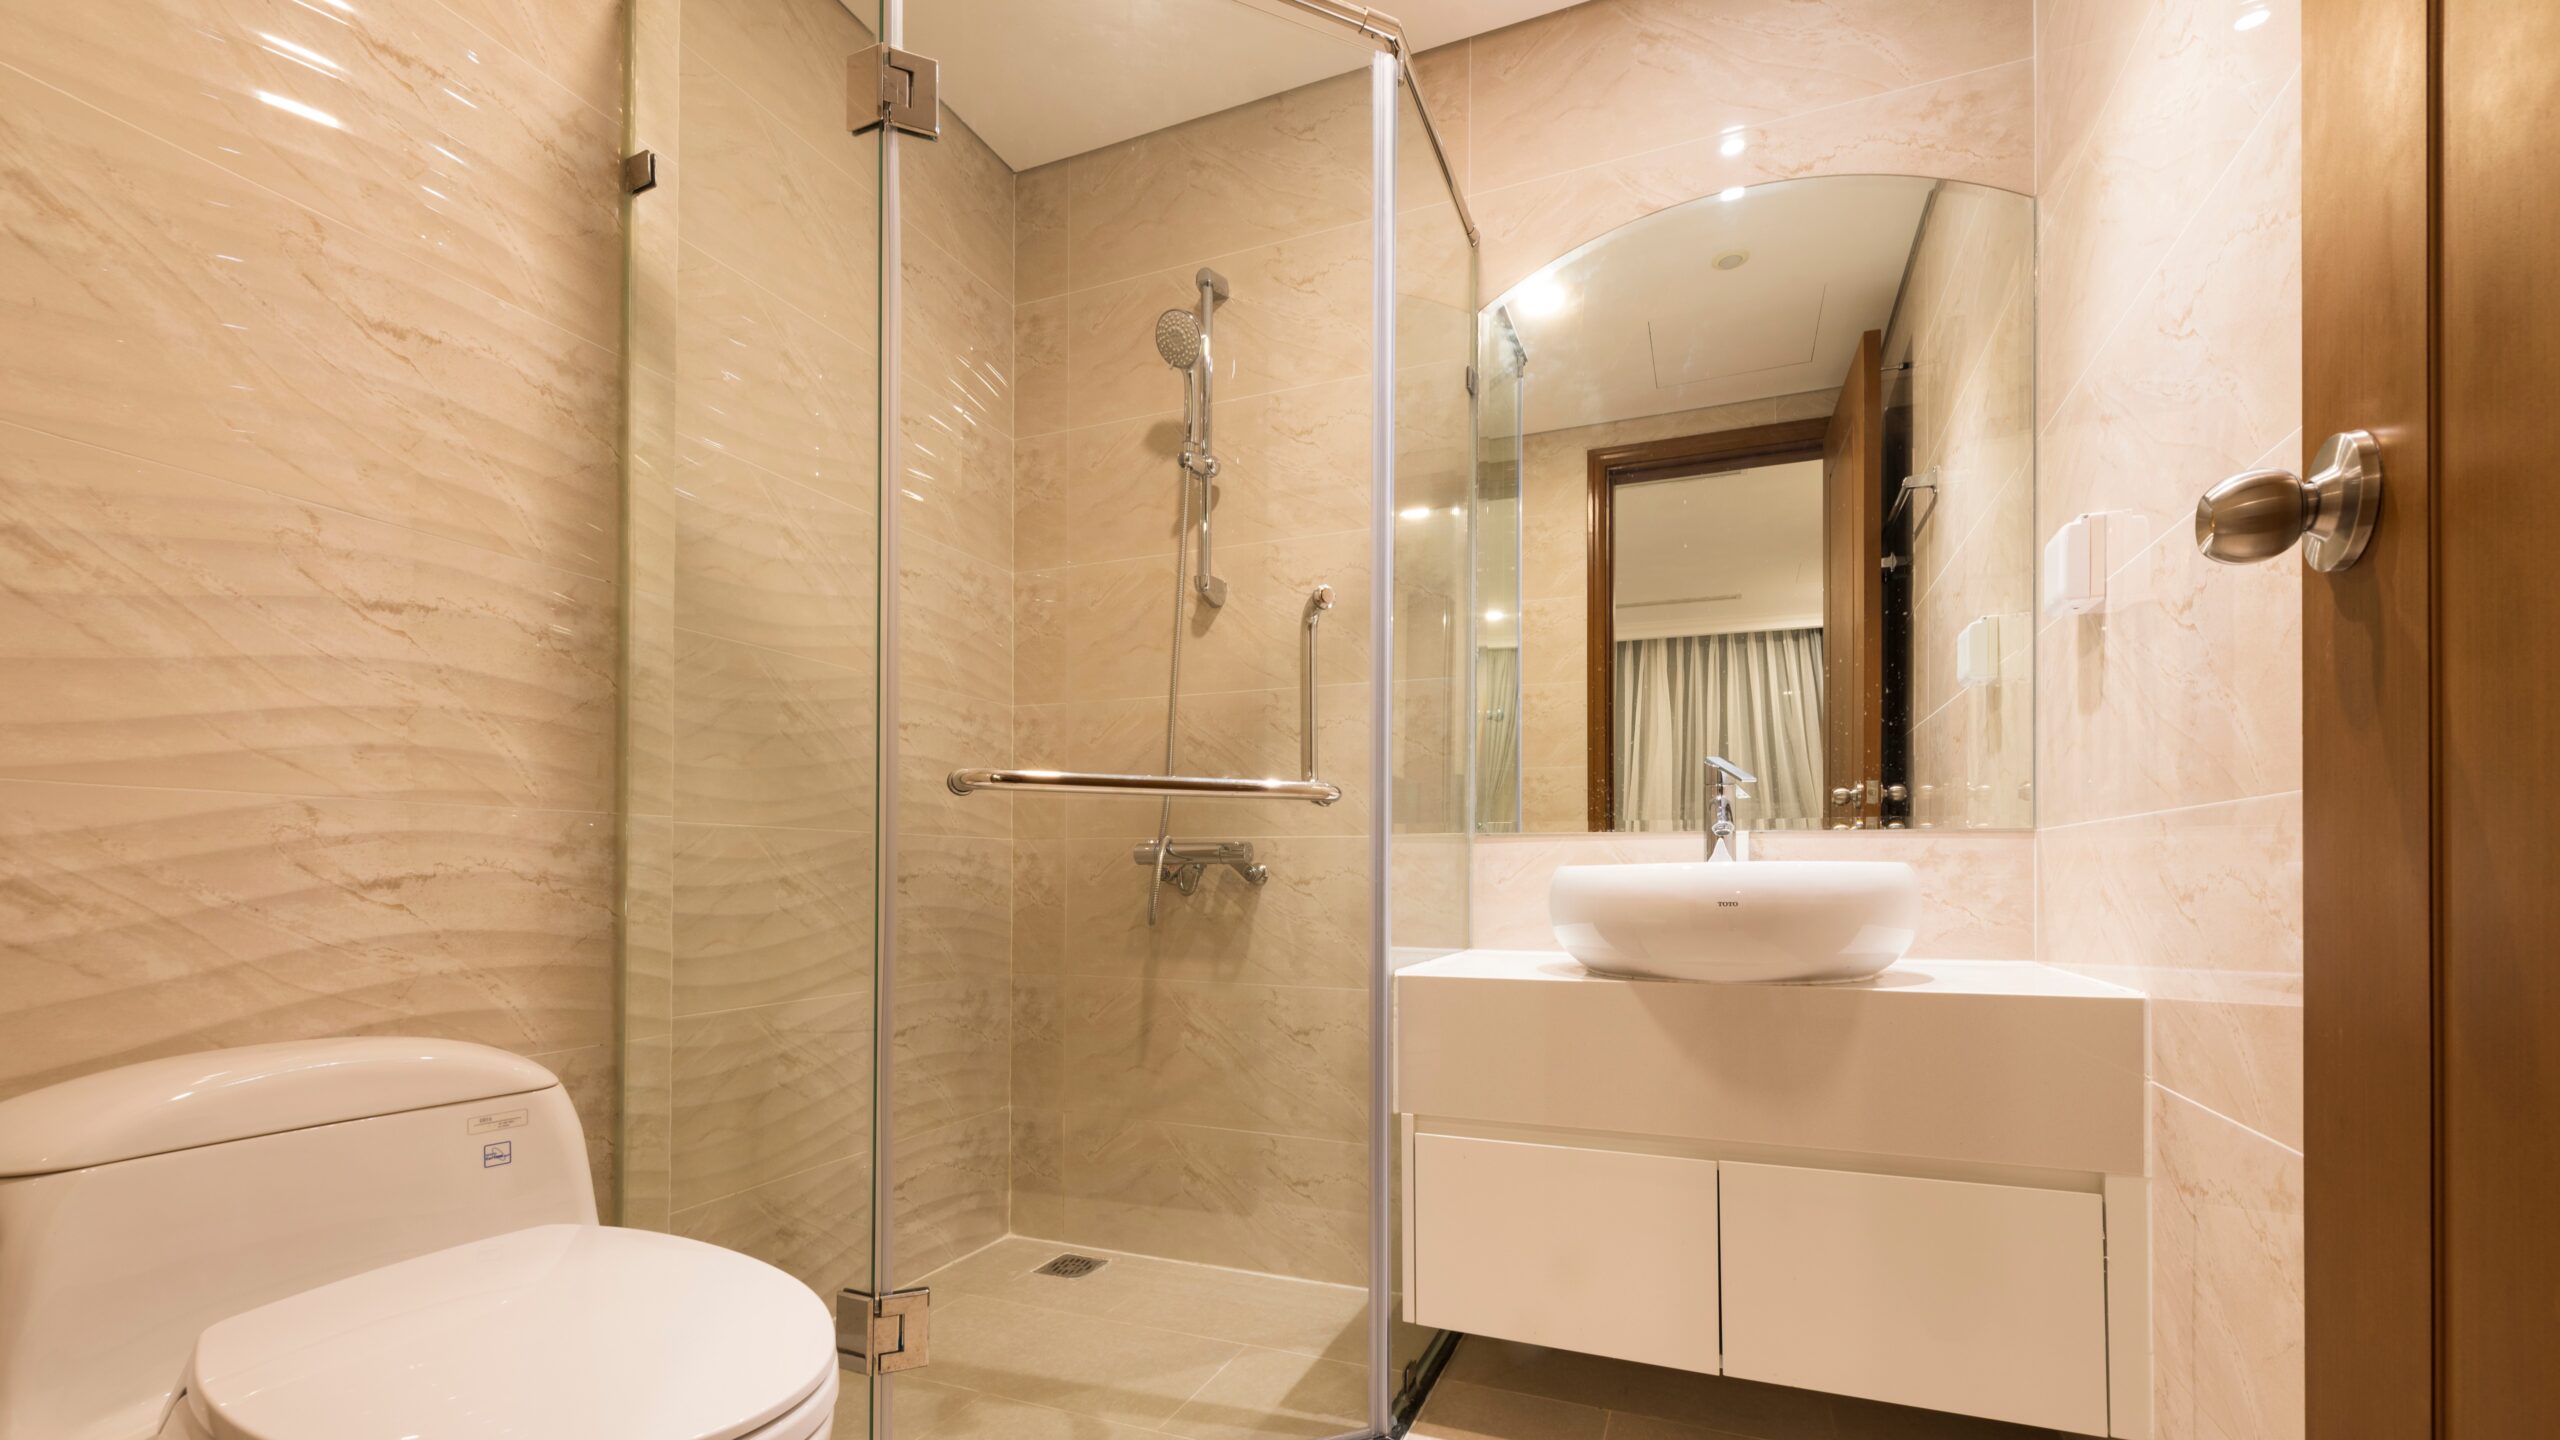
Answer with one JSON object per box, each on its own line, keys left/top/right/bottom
{"left": 1397, "top": 951, "right": 2150, "bottom": 1439}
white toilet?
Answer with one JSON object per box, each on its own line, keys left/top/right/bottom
{"left": 0, "top": 1038, "right": 841, "bottom": 1440}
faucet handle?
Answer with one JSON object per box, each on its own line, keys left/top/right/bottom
{"left": 1703, "top": 756, "right": 1757, "bottom": 791}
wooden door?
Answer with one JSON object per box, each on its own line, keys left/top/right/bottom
{"left": 1820, "top": 329, "right": 1883, "bottom": 827}
{"left": 2307, "top": 0, "right": 2560, "bottom": 1430}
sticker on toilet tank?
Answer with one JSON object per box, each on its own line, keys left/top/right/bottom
{"left": 482, "top": 1140, "right": 514, "bottom": 1168}
{"left": 468, "top": 1108, "right": 529, "bottom": 1135}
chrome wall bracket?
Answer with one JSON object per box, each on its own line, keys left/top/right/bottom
{"left": 837, "top": 1285, "right": 930, "bottom": 1374}
{"left": 621, "top": 150, "right": 658, "bottom": 195}
{"left": 849, "top": 44, "right": 941, "bottom": 140}
{"left": 2195, "top": 429, "right": 2382, "bottom": 572}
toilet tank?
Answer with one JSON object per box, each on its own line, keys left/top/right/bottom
{"left": 0, "top": 1038, "right": 597, "bottom": 1440}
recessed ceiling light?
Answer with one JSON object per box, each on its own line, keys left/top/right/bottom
{"left": 1713, "top": 250, "right": 1750, "bottom": 271}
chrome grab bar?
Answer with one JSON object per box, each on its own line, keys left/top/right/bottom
{"left": 1301, "top": 584, "right": 1334, "bottom": 784}
{"left": 945, "top": 768, "right": 1340, "bottom": 805}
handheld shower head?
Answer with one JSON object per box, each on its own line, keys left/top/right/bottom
{"left": 1154, "top": 308, "right": 1202, "bottom": 371}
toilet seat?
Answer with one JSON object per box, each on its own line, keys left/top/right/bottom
{"left": 173, "top": 1224, "right": 838, "bottom": 1440}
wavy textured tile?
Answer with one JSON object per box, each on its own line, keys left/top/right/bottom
{"left": 0, "top": 779, "right": 614, "bottom": 1099}
{"left": 669, "top": 989, "right": 871, "bottom": 1209}
{"left": 0, "top": 424, "right": 615, "bottom": 807}
{"left": 0, "top": 64, "right": 621, "bottom": 576}
{"left": 1060, "top": 1112, "right": 1369, "bottom": 1283}
{"left": 1062, "top": 976, "right": 1368, "bottom": 1141}
{"left": 673, "top": 631, "right": 877, "bottom": 832}
{"left": 7, "top": 0, "right": 624, "bottom": 346}
{"left": 671, "top": 821, "right": 873, "bottom": 1016}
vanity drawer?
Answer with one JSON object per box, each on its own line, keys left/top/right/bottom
{"left": 1719, "top": 1162, "right": 2109, "bottom": 1435}
{"left": 1410, "top": 1133, "right": 1719, "bottom": 1373}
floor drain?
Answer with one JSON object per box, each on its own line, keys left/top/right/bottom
{"left": 1034, "top": 1253, "right": 1108, "bottom": 1278}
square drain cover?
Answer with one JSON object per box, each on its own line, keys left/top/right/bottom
{"left": 1034, "top": 1253, "right": 1107, "bottom": 1278}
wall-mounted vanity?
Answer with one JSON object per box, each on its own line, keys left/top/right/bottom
{"left": 1396, "top": 953, "right": 2146, "bottom": 1437}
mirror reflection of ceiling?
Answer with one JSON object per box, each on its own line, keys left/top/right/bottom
{"left": 1613, "top": 460, "right": 1825, "bottom": 642}
{"left": 1498, "top": 176, "right": 1936, "bottom": 435}
{"left": 906, "top": 0, "right": 1586, "bottom": 170}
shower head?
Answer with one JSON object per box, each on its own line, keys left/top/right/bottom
{"left": 1154, "top": 308, "right": 1202, "bottom": 371}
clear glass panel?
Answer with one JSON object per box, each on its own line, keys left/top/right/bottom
{"left": 880, "top": 3, "right": 1388, "bottom": 1437}
{"left": 1472, "top": 309, "right": 1526, "bottom": 834}
{"left": 619, "top": 4, "right": 886, "bottom": 1440}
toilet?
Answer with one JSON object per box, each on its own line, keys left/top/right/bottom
{"left": 0, "top": 1038, "right": 840, "bottom": 1440}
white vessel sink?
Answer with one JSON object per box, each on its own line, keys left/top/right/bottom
{"left": 1549, "top": 860, "right": 1920, "bottom": 983}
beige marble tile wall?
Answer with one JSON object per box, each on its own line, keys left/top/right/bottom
{"left": 890, "top": 95, "right": 1019, "bottom": 1283}
{"left": 1512, "top": 394, "right": 1838, "bottom": 832}
{"left": 1008, "top": 56, "right": 1383, "bottom": 1284}
{"left": 629, "top": 0, "right": 888, "bottom": 1296}
{"left": 2032, "top": 0, "right": 2304, "bottom": 1433}
{"left": 0, "top": 1, "right": 627, "bottom": 1196}
{"left": 1886, "top": 185, "right": 2036, "bottom": 830}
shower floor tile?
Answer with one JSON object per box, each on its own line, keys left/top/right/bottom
{"left": 1414, "top": 1338, "right": 2082, "bottom": 1440}
{"left": 864, "top": 1235, "right": 1399, "bottom": 1440}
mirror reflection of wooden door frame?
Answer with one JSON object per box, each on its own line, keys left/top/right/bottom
{"left": 1821, "top": 329, "right": 1886, "bottom": 829}
{"left": 1581, "top": 417, "right": 1832, "bottom": 830}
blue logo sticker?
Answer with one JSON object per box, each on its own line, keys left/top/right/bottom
{"left": 482, "top": 1140, "right": 514, "bottom": 1168}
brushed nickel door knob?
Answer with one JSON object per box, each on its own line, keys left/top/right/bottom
{"left": 2195, "top": 429, "right": 2382, "bottom": 572}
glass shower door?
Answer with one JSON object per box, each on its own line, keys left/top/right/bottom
{"left": 617, "top": 0, "right": 888, "bottom": 1437}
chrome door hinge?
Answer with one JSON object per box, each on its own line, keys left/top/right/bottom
{"left": 849, "top": 44, "right": 941, "bottom": 140}
{"left": 621, "top": 150, "right": 658, "bottom": 195}
{"left": 837, "top": 1285, "right": 930, "bottom": 1374}
{"left": 1464, "top": 364, "right": 1478, "bottom": 398}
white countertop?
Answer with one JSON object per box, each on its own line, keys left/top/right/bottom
{"left": 1396, "top": 949, "right": 2148, "bottom": 1176}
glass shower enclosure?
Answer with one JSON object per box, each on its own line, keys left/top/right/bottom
{"left": 618, "top": 2, "right": 1477, "bottom": 1438}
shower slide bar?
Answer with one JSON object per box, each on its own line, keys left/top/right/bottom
{"left": 944, "top": 769, "right": 1340, "bottom": 804}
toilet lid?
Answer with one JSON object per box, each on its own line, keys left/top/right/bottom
{"left": 181, "top": 1224, "right": 836, "bottom": 1440}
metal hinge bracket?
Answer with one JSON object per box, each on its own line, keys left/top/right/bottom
{"left": 837, "top": 1285, "right": 930, "bottom": 1373}
{"left": 1465, "top": 364, "right": 1478, "bottom": 398}
{"left": 849, "top": 45, "right": 941, "bottom": 140}
{"left": 621, "top": 150, "right": 658, "bottom": 195}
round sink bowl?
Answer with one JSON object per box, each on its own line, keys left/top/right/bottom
{"left": 1548, "top": 860, "right": 1920, "bottom": 984}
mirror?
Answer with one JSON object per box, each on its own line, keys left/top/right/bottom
{"left": 1474, "top": 175, "right": 2035, "bottom": 834}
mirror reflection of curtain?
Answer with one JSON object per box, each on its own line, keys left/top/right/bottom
{"left": 1614, "top": 628, "right": 1826, "bottom": 829}
{"left": 1475, "top": 646, "right": 1520, "bottom": 829}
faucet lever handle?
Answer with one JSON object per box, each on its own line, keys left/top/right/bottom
{"left": 1703, "top": 755, "right": 1757, "bottom": 787}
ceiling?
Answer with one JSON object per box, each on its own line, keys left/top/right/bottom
{"left": 907, "top": 0, "right": 1584, "bottom": 171}
{"left": 1613, "top": 460, "right": 1826, "bottom": 641}
{"left": 1498, "top": 175, "right": 1937, "bottom": 436}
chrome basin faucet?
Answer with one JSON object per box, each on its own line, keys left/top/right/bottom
{"left": 1703, "top": 756, "right": 1756, "bottom": 862}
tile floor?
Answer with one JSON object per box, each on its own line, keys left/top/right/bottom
{"left": 1411, "top": 1339, "right": 2077, "bottom": 1440}
{"left": 858, "top": 1236, "right": 1430, "bottom": 1440}
{"left": 838, "top": 1238, "right": 2070, "bottom": 1440}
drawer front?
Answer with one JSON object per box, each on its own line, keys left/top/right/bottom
{"left": 1720, "top": 1162, "right": 2109, "bottom": 1435}
{"left": 1411, "top": 1133, "right": 1719, "bottom": 1373}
